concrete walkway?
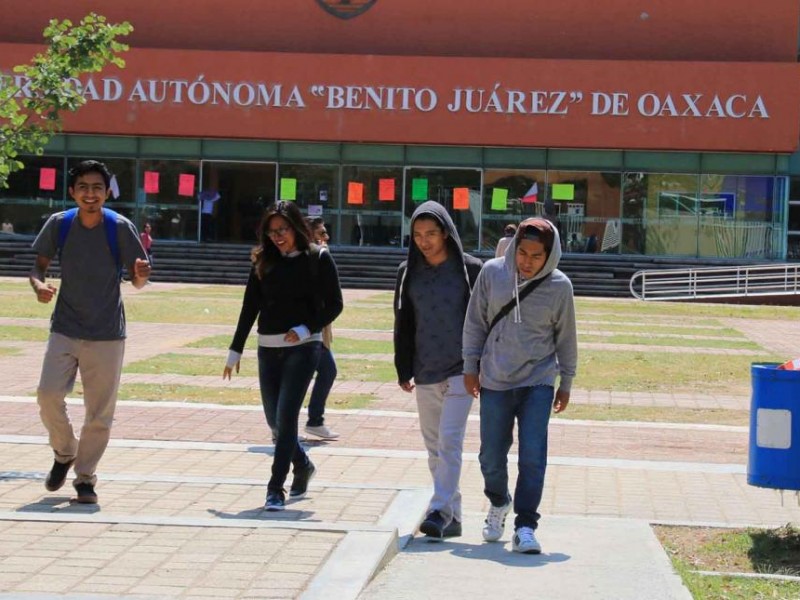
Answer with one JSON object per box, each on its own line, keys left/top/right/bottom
{"left": 1, "top": 282, "right": 800, "bottom": 599}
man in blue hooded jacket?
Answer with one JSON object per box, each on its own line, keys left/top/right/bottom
{"left": 393, "top": 201, "right": 483, "bottom": 540}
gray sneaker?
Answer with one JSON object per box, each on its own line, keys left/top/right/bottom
{"left": 482, "top": 501, "right": 512, "bottom": 542}
{"left": 304, "top": 424, "right": 340, "bottom": 440}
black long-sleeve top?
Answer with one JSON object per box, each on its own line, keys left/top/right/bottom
{"left": 229, "top": 249, "right": 343, "bottom": 353}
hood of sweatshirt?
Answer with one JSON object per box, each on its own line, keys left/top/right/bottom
{"left": 397, "top": 201, "right": 471, "bottom": 308}
{"left": 502, "top": 217, "right": 562, "bottom": 323}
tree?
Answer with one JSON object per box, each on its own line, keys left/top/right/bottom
{"left": 0, "top": 13, "right": 132, "bottom": 188}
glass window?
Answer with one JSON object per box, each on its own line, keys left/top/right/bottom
{"left": 277, "top": 164, "right": 340, "bottom": 241}
{"left": 622, "top": 172, "right": 700, "bottom": 256}
{"left": 340, "top": 166, "right": 404, "bottom": 247}
{"left": 0, "top": 156, "right": 66, "bottom": 236}
{"left": 482, "top": 169, "right": 545, "bottom": 252}
{"left": 699, "top": 174, "right": 780, "bottom": 259}
{"left": 546, "top": 171, "right": 621, "bottom": 254}
{"left": 139, "top": 159, "right": 201, "bottom": 242}
{"left": 404, "top": 167, "right": 481, "bottom": 251}
{"left": 201, "top": 161, "right": 276, "bottom": 243}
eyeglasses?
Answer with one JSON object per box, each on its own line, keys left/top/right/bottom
{"left": 266, "top": 226, "right": 291, "bottom": 237}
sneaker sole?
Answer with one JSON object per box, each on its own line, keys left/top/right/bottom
{"left": 513, "top": 546, "right": 541, "bottom": 554}
{"left": 75, "top": 495, "right": 98, "bottom": 504}
{"left": 265, "top": 505, "right": 285, "bottom": 512}
{"left": 419, "top": 523, "right": 444, "bottom": 540}
{"left": 304, "top": 430, "right": 340, "bottom": 440}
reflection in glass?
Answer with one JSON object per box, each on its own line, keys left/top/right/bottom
{"left": 340, "top": 166, "right": 403, "bottom": 247}
{"left": 481, "top": 169, "right": 546, "bottom": 251}
{"left": 201, "top": 161, "right": 276, "bottom": 243}
{"left": 0, "top": 155, "right": 66, "bottom": 235}
{"left": 139, "top": 159, "right": 201, "bottom": 241}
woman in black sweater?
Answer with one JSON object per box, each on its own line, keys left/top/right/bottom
{"left": 224, "top": 201, "right": 343, "bottom": 511}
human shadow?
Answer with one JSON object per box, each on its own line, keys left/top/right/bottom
{"left": 207, "top": 504, "right": 318, "bottom": 522}
{"left": 247, "top": 438, "right": 335, "bottom": 456}
{"left": 15, "top": 497, "right": 101, "bottom": 514}
{"left": 403, "top": 536, "right": 571, "bottom": 567}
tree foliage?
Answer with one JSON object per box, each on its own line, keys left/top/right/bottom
{"left": 0, "top": 13, "right": 132, "bottom": 187}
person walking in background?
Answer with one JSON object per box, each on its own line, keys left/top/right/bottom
{"left": 30, "top": 160, "right": 151, "bottom": 504}
{"left": 140, "top": 222, "right": 153, "bottom": 266}
{"left": 304, "top": 217, "right": 340, "bottom": 440}
{"left": 462, "top": 218, "right": 577, "bottom": 554}
{"left": 394, "top": 201, "right": 483, "bottom": 541}
{"left": 224, "top": 202, "right": 343, "bottom": 511}
{"left": 494, "top": 223, "right": 517, "bottom": 258}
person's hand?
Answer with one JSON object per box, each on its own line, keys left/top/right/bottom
{"left": 34, "top": 282, "right": 57, "bottom": 304}
{"left": 464, "top": 373, "right": 481, "bottom": 398}
{"left": 553, "top": 389, "right": 570, "bottom": 413}
{"left": 223, "top": 361, "right": 240, "bottom": 380}
{"left": 283, "top": 330, "right": 300, "bottom": 343}
{"left": 399, "top": 380, "right": 415, "bottom": 393}
{"left": 134, "top": 258, "right": 151, "bottom": 280}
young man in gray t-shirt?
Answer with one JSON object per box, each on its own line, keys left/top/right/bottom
{"left": 30, "top": 160, "right": 151, "bottom": 504}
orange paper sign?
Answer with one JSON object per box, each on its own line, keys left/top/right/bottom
{"left": 378, "top": 178, "right": 395, "bottom": 201}
{"left": 453, "top": 187, "right": 470, "bottom": 210}
{"left": 347, "top": 181, "right": 364, "bottom": 205}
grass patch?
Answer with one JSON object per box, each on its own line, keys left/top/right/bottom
{"left": 125, "top": 353, "right": 257, "bottom": 377}
{"left": 655, "top": 524, "right": 800, "bottom": 599}
{"left": 582, "top": 324, "right": 744, "bottom": 337}
{"left": 579, "top": 334, "right": 762, "bottom": 351}
{"left": 336, "top": 358, "right": 397, "bottom": 383}
{"left": 576, "top": 350, "right": 781, "bottom": 395}
{"left": 0, "top": 295, "right": 60, "bottom": 319}
{"left": 0, "top": 346, "right": 21, "bottom": 356}
{"left": 575, "top": 298, "right": 800, "bottom": 321}
{"left": 0, "top": 325, "right": 50, "bottom": 342}
{"left": 185, "top": 335, "right": 256, "bottom": 350}
{"left": 554, "top": 405, "right": 749, "bottom": 426}
{"left": 334, "top": 305, "right": 393, "bottom": 330}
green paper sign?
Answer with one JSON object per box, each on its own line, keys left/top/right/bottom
{"left": 552, "top": 183, "right": 575, "bottom": 201}
{"left": 412, "top": 178, "right": 428, "bottom": 202}
{"left": 280, "top": 178, "right": 297, "bottom": 201}
{"left": 491, "top": 188, "right": 508, "bottom": 211}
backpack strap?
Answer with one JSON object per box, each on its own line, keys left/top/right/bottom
{"left": 56, "top": 207, "right": 122, "bottom": 279}
{"left": 57, "top": 208, "right": 79, "bottom": 261}
{"left": 487, "top": 274, "right": 550, "bottom": 335}
{"left": 101, "top": 208, "right": 122, "bottom": 278}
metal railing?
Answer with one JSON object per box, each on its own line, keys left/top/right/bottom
{"left": 630, "top": 264, "right": 800, "bottom": 301}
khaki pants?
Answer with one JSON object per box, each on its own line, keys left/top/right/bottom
{"left": 37, "top": 332, "right": 125, "bottom": 485}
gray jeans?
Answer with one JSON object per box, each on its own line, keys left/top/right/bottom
{"left": 37, "top": 332, "right": 125, "bottom": 485}
{"left": 415, "top": 375, "right": 473, "bottom": 522}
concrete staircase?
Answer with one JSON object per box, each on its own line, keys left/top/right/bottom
{"left": 0, "top": 237, "right": 771, "bottom": 297}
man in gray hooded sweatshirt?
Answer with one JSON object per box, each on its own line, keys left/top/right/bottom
{"left": 462, "top": 218, "right": 577, "bottom": 554}
{"left": 394, "top": 201, "right": 483, "bottom": 540}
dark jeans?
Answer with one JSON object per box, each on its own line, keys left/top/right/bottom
{"left": 479, "top": 385, "right": 554, "bottom": 530}
{"left": 258, "top": 343, "right": 322, "bottom": 492}
{"left": 307, "top": 346, "right": 337, "bottom": 427}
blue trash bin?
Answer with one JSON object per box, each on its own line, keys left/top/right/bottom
{"left": 748, "top": 363, "right": 800, "bottom": 490}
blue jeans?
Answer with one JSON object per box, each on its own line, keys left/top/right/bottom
{"left": 307, "top": 346, "right": 337, "bottom": 427}
{"left": 479, "top": 385, "right": 554, "bottom": 530}
{"left": 258, "top": 343, "right": 322, "bottom": 492}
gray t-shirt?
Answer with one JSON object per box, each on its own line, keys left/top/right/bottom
{"left": 407, "top": 255, "right": 469, "bottom": 385}
{"left": 33, "top": 210, "right": 147, "bottom": 340}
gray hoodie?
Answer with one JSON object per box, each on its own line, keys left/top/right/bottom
{"left": 462, "top": 218, "right": 578, "bottom": 392}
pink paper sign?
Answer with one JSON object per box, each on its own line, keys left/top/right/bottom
{"left": 144, "top": 171, "right": 160, "bottom": 194}
{"left": 178, "top": 173, "right": 196, "bottom": 197}
{"left": 39, "top": 168, "right": 56, "bottom": 191}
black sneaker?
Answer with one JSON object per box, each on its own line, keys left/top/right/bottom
{"left": 45, "top": 459, "right": 74, "bottom": 492}
{"left": 73, "top": 481, "right": 97, "bottom": 504}
{"left": 265, "top": 489, "right": 286, "bottom": 511}
{"left": 289, "top": 462, "right": 316, "bottom": 499}
{"left": 419, "top": 510, "right": 447, "bottom": 541}
{"left": 443, "top": 518, "right": 462, "bottom": 538}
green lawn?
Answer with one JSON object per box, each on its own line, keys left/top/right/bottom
{"left": 0, "top": 325, "right": 50, "bottom": 342}
{"left": 185, "top": 334, "right": 393, "bottom": 354}
{"left": 579, "top": 334, "right": 762, "bottom": 351}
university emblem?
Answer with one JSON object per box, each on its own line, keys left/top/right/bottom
{"left": 315, "top": 0, "right": 377, "bottom": 20}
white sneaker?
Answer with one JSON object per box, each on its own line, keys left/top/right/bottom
{"left": 305, "top": 424, "right": 340, "bottom": 440}
{"left": 512, "top": 527, "right": 542, "bottom": 554}
{"left": 482, "top": 501, "right": 512, "bottom": 542}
